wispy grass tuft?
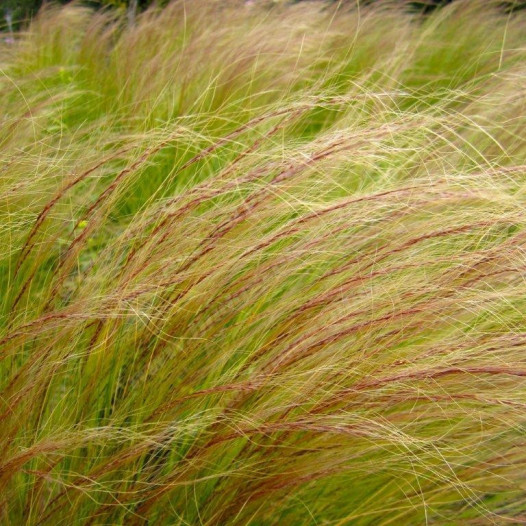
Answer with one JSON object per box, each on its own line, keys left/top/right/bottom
{"left": 2, "top": 0, "right": 526, "bottom": 524}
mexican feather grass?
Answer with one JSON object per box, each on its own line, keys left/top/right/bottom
{"left": 2, "top": 0, "right": 526, "bottom": 523}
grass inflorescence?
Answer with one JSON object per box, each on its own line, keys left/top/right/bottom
{"left": 2, "top": 0, "right": 526, "bottom": 524}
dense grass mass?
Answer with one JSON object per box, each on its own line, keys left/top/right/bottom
{"left": 2, "top": 0, "right": 526, "bottom": 523}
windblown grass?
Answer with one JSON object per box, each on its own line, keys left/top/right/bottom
{"left": 2, "top": 0, "right": 526, "bottom": 523}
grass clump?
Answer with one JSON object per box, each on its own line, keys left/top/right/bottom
{"left": 2, "top": 0, "right": 526, "bottom": 523}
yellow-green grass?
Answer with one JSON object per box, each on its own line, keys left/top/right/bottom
{"left": 2, "top": 0, "right": 526, "bottom": 523}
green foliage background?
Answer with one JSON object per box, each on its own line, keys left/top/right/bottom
{"left": 1, "top": 0, "right": 160, "bottom": 29}
{"left": 2, "top": 0, "right": 526, "bottom": 29}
